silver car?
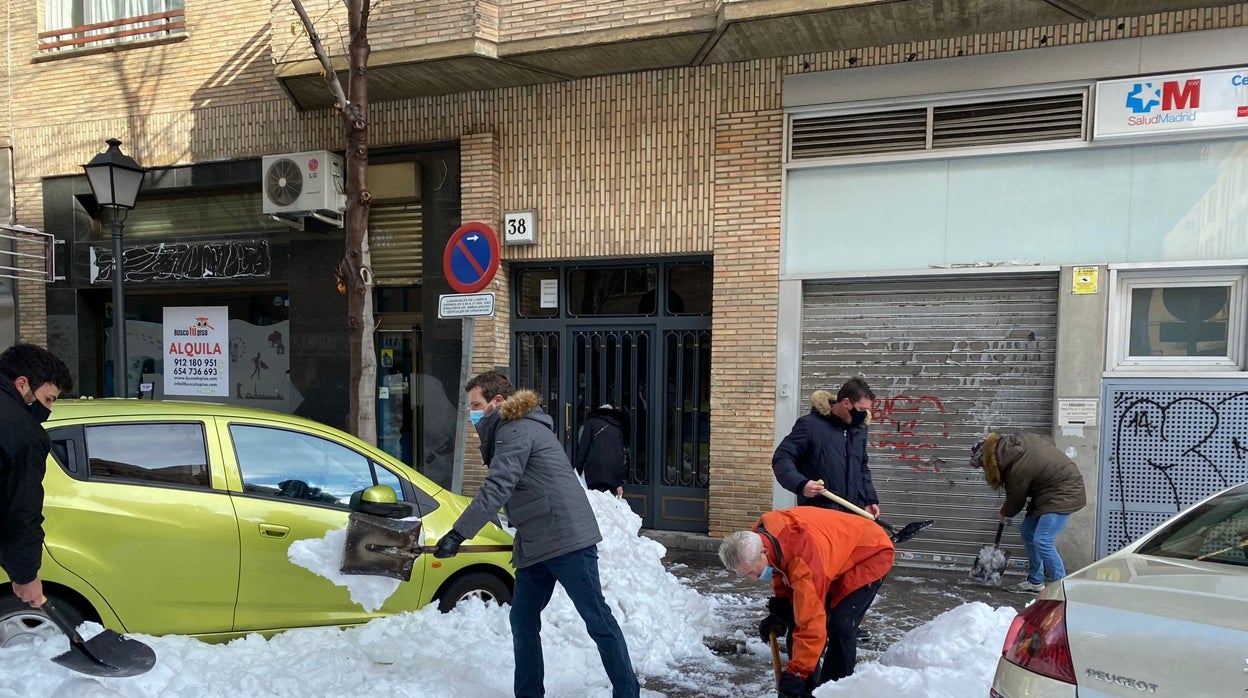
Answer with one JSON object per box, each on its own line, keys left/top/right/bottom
{"left": 990, "top": 481, "right": 1248, "bottom": 698}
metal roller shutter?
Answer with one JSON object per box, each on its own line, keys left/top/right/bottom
{"left": 369, "top": 204, "right": 422, "bottom": 287}
{"left": 801, "top": 274, "right": 1058, "bottom": 570}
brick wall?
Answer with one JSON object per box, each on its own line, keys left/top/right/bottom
{"left": 500, "top": 0, "right": 713, "bottom": 41}
{"left": 708, "top": 109, "right": 782, "bottom": 536}
{"left": 8, "top": 1, "right": 1248, "bottom": 532}
{"left": 270, "top": 0, "right": 480, "bottom": 64}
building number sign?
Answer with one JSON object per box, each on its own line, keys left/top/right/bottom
{"left": 503, "top": 210, "right": 537, "bottom": 246}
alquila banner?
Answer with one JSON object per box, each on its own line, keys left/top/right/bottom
{"left": 163, "top": 306, "right": 229, "bottom": 397}
{"left": 1094, "top": 66, "right": 1248, "bottom": 140}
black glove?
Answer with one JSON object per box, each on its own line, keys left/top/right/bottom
{"left": 759, "top": 613, "right": 792, "bottom": 644}
{"left": 767, "top": 596, "right": 795, "bottom": 624}
{"left": 777, "top": 671, "right": 806, "bottom": 698}
{"left": 434, "top": 530, "right": 466, "bottom": 558}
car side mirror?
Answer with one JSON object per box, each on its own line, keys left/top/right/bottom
{"left": 348, "top": 485, "right": 414, "bottom": 518}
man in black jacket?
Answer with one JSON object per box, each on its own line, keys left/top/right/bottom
{"left": 772, "top": 377, "right": 881, "bottom": 517}
{"left": 0, "top": 343, "right": 73, "bottom": 609}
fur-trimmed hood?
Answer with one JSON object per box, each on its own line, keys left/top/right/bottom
{"left": 811, "top": 390, "right": 835, "bottom": 416}
{"left": 978, "top": 432, "right": 1003, "bottom": 490}
{"left": 498, "top": 389, "right": 542, "bottom": 421}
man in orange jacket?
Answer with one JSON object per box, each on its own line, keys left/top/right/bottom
{"left": 719, "top": 506, "right": 894, "bottom": 697}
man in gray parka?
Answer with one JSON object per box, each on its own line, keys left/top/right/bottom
{"left": 434, "top": 370, "right": 639, "bottom": 698}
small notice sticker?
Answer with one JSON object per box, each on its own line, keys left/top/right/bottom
{"left": 1072, "top": 266, "right": 1098, "bottom": 295}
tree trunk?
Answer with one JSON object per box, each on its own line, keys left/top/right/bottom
{"left": 289, "top": 0, "right": 376, "bottom": 442}
{"left": 343, "top": 0, "right": 376, "bottom": 443}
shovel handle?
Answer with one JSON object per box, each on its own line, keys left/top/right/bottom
{"left": 993, "top": 520, "right": 1006, "bottom": 545}
{"left": 815, "top": 488, "right": 876, "bottom": 521}
{"left": 769, "top": 630, "right": 782, "bottom": 690}
{"left": 40, "top": 598, "right": 86, "bottom": 645}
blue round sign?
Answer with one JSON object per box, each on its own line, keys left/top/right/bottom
{"left": 443, "top": 222, "right": 500, "bottom": 294}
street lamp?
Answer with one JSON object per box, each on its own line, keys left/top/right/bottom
{"left": 83, "top": 138, "right": 144, "bottom": 398}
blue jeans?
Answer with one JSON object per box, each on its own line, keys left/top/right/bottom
{"left": 510, "top": 545, "right": 639, "bottom": 698}
{"left": 1020, "top": 512, "right": 1071, "bottom": 585}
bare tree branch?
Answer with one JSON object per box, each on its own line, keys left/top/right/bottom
{"left": 290, "top": 0, "right": 349, "bottom": 109}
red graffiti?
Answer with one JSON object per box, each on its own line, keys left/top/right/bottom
{"left": 870, "top": 394, "right": 949, "bottom": 473}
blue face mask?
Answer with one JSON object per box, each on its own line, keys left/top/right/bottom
{"left": 758, "top": 565, "right": 774, "bottom": 582}
{"left": 469, "top": 409, "right": 485, "bottom": 426}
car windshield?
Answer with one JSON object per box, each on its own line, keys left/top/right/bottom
{"left": 1136, "top": 484, "right": 1248, "bottom": 567}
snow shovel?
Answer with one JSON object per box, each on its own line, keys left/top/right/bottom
{"left": 41, "top": 597, "right": 156, "bottom": 677}
{"left": 815, "top": 486, "right": 934, "bottom": 545}
{"left": 970, "top": 520, "right": 1010, "bottom": 586}
{"left": 340, "top": 512, "right": 512, "bottom": 581}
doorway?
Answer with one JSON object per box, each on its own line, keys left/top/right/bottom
{"left": 512, "top": 259, "right": 712, "bottom": 531}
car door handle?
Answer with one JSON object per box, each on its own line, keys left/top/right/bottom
{"left": 258, "top": 523, "right": 290, "bottom": 538}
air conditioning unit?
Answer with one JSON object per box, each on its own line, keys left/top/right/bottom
{"left": 261, "top": 151, "right": 346, "bottom": 218}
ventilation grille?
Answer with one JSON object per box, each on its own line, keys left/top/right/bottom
{"left": 791, "top": 109, "right": 928, "bottom": 159}
{"left": 790, "top": 92, "right": 1086, "bottom": 160}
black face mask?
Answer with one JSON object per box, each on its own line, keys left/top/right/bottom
{"left": 27, "top": 400, "right": 51, "bottom": 424}
{"left": 849, "top": 408, "right": 868, "bottom": 427}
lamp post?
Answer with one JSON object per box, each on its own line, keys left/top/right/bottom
{"left": 83, "top": 138, "right": 144, "bottom": 398}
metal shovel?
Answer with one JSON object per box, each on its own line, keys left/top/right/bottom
{"left": 816, "top": 488, "right": 934, "bottom": 545}
{"left": 340, "top": 512, "right": 512, "bottom": 581}
{"left": 41, "top": 597, "right": 156, "bottom": 677}
{"left": 970, "top": 520, "right": 1011, "bottom": 586}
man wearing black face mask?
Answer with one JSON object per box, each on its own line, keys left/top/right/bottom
{"left": 773, "top": 378, "right": 880, "bottom": 519}
{"left": 0, "top": 343, "right": 73, "bottom": 608}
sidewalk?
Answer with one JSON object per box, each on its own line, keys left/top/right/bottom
{"left": 645, "top": 531, "right": 1030, "bottom": 697}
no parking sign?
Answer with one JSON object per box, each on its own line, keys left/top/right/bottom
{"left": 443, "top": 222, "right": 500, "bottom": 294}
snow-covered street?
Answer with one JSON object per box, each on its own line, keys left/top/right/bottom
{"left": 0, "top": 492, "right": 1024, "bottom": 697}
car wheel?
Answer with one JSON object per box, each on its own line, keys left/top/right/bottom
{"left": 0, "top": 594, "right": 83, "bottom": 649}
{"left": 437, "top": 572, "right": 512, "bottom": 613}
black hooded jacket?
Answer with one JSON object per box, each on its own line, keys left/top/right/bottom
{"left": 573, "top": 405, "right": 630, "bottom": 492}
{"left": 0, "top": 380, "right": 51, "bottom": 584}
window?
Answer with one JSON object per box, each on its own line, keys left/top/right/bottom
{"left": 568, "top": 266, "right": 658, "bottom": 317}
{"left": 516, "top": 269, "right": 559, "bottom": 318}
{"left": 230, "top": 425, "right": 397, "bottom": 509}
{"left": 1110, "top": 267, "right": 1246, "bottom": 371}
{"left": 42, "top": 0, "right": 186, "bottom": 53}
{"left": 85, "top": 422, "right": 211, "bottom": 487}
{"left": 1136, "top": 483, "right": 1248, "bottom": 568}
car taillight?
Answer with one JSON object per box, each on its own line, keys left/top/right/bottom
{"left": 1001, "top": 599, "right": 1076, "bottom": 684}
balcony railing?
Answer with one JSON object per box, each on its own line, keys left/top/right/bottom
{"left": 38, "top": 9, "right": 186, "bottom": 53}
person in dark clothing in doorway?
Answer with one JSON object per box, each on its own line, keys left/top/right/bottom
{"left": 0, "top": 343, "right": 73, "bottom": 609}
{"left": 574, "top": 404, "right": 629, "bottom": 495}
{"left": 773, "top": 377, "right": 881, "bottom": 517}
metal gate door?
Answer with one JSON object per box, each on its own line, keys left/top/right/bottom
{"left": 513, "top": 326, "right": 711, "bottom": 531}
{"left": 802, "top": 274, "right": 1059, "bottom": 569}
{"left": 1098, "top": 378, "right": 1248, "bottom": 557}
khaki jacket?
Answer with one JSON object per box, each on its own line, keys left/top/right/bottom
{"left": 981, "top": 432, "right": 1086, "bottom": 518}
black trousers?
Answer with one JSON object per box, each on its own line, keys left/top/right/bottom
{"left": 807, "top": 579, "right": 883, "bottom": 691}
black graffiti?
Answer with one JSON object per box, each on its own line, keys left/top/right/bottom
{"left": 1232, "top": 436, "right": 1248, "bottom": 461}
{"left": 1108, "top": 392, "right": 1248, "bottom": 552}
{"left": 1125, "top": 410, "right": 1156, "bottom": 437}
{"left": 93, "top": 241, "right": 271, "bottom": 282}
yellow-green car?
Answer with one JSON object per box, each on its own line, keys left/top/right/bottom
{"left": 0, "top": 399, "right": 513, "bottom": 646}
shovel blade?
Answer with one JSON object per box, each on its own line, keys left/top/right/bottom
{"left": 340, "top": 512, "right": 423, "bottom": 581}
{"left": 970, "top": 545, "right": 1011, "bottom": 586}
{"left": 887, "top": 519, "right": 935, "bottom": 545}
{"left": 52, "top": 630, "right": 156, "bottom": 678}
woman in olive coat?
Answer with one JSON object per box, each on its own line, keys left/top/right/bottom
{"left": 971, "top": 432, "right": 1086, "bottom": 594}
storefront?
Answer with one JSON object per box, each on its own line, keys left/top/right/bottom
{"left": 42, "top": 145, "right": 465, "bottom": 485}
{"left": 779, "top": 26, "right": 1248, "bottom": 569}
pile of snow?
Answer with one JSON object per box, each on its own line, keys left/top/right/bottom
{"left": 0, "top": 487, "right": 1021, "bottom": 697}
{"left": 0, "top": 490, "right": 714, "bottom": 697}
{"left": 814, "top": 602, "right": 1017, "bottom": 698}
